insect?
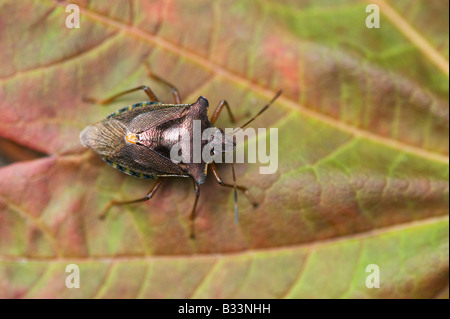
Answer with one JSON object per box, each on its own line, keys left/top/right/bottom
{"left": 80, "top": 62, "right": 281, "bottom": 239}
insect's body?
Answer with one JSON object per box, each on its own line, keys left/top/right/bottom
{"left": 80, "top": 62, "right": 280, "bottom": 238}
{"left": 80, "top": 97, "right": 234, "bottom": 184}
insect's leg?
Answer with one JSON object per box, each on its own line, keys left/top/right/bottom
{"left": 210, "top": 100, "right": 237, "bottom": 125}
{"left": 84, "top": 85, "right": 160, "bottom": 105}
{"left": 143, "top": 62, "right": 181, "bottom": 104}
{"left": 100, "top": 179, "right": 163, "bottom": 219}
{"left": 210, "top": 163, "right": 258, "bottom": 208}
{"left": 189, "top": 177, "right": 200, "bottom": 239}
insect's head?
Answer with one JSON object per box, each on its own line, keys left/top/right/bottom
{"left": 208, "top": 127, "right": 236, "bottom": 157}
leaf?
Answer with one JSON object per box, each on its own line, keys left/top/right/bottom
{"left": 0, "top": 0, "right": 448, "bottom": 298}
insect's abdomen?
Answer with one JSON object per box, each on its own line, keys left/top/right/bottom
{"left": 100, "top": 156, "right": 155, "bottom": 179}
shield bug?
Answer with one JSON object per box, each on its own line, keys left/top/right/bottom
{"left": 80, "top": 62, "right": 281, "bottom": 239}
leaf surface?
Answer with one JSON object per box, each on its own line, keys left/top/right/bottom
{"left": 0, "top": 0, "right": 448, "bottom": 298}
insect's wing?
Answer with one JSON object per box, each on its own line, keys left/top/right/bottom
{"left": 80, "top": 118, "right": 128, "bottom": 157}
{"left": 109, "top": 143, "right": 187, "bottom": 177}
{"left": 111, "top": 103, "right": 189, "bottom": 133}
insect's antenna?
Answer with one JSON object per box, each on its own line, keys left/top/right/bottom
{"left": 231, "top": 163, "right": 239, "bottom": 224}
{"left": 235, "top": 90, "right": 282, "bottom": 131}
